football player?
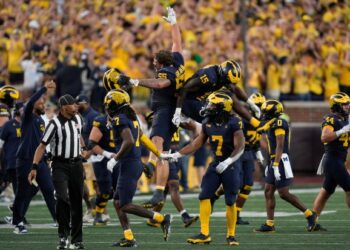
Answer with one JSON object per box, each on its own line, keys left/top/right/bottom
{"left": 162, "top": 92, "right": 245, "bottom": 246}
{"left": 171, "top": 60, "right": 262, "bottom": 129}
{"left": 104, "top": 89, "right": 172, "bottom": 247}
{"left": 88, "top": 113, "right": 116, "bottom": 226}
{"left": 146, "top": 128, "right": 198, "bottom": 228}
{"left": 124, "top": 7, "right": 186, "bottom": 208}
{"left": 312, "top": 92, "right": 350, "bottom": 231}
{"left": 254, "top": 100, "right": 317, "bottom": 232}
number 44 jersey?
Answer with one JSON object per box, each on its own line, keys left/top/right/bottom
{"left": 322, "top": 113, "right": 350, "bottom": 160}
{"left": 202, "top": 115, "right": 243, "bottom": 162}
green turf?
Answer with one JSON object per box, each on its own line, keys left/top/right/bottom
{"left": 1, "top": 188, "right": 350, "bottom": 249}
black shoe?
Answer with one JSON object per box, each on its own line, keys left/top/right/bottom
{"left": 112, "top": 238, "right": 137, "bottom": 247}
{"left": 187, "top": 233, "right": 211, "bottom": 244}
{"left": 160, "top": 214, "right": 172, "bottom": 241}
{"left": 93, "top": 213, "right": 108, "bottom": 226}
{"left": 236, "top": 216, "right": 249, "bottom": 225}
{"left": 142, "top": 190, "right": 164, "bottom": 208}
{"left": 306, "top": 211, "right": 318, "bottom": 232}
{"left": 57, "top": 237, "right": 69, "bottom": 249}
{"left": 69, "top": 242, "right": 84, "bottom": 249}
{"left": 313, "top": 223, "right": 327, "bottom": 232}
{"left": 226, "top": 236, "right": 239, "bottom": 246}
{"left": 254, "top": 223, "right": 275, "bottom": 233}
{"left": 182, "top": 215, "right": 199, "bottom": 228}
{"left": 13, "top": 222, "right": 28, "bottom": 234}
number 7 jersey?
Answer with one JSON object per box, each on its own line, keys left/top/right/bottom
{"left": 202, "top": 115, "right": 243, "bottom": 162}
{"left": 322, "top": 113, "right": 350, "bottom": 159}
{"left": 111, "top": 113, "right": 141, "bottom": 160}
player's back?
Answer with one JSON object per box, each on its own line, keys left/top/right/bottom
{"left": 186, "top": 64, "right": 225, "bottom": 101}
{"left": 111, "top": 113, "right": 141, "bottom": 160}
{"left": 92, "top": 114, "right": 116, "bottom": 152}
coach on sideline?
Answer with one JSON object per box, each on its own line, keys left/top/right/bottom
{"left": 28, "top": 94, "right": 88, "bottom": 250}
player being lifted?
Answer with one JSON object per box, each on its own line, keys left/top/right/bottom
{"left": 120, "top": 6, "right": 186, "bottom": 207}
{"left": 254, "top": 100, "right": 318, "bottom": 232}
{"left": 171, "top": 59, "right": 262, "bottom": 128}
{"left": 104, "top": 89, "right": 172, "bottom": 247}
{"left": 312, "top": 92, "right": 350, "bottom": 231}
{"left": 162, "top": 92, "right": 245, "bottom": 246}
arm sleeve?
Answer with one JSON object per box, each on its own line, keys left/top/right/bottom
{"left": 41, "top": 121, "right": 57, "bottom": 145}
{"left": 23, "top": 87, "right": 47, "bottom": 121}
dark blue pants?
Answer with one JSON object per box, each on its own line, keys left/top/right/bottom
{"left": 12, "top": 159, "right": 56, "bottom": 225}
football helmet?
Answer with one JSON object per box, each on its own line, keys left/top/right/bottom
{"left": 104, "top": 89, "right": 130, "bottom": 117}
{"left": 0, "top": 85, "right": 20, "bottom": 108}
{"left": 329, "top": 92, "right": 350, "bottom": 117}
{"left": 261, "top": 100, "right": 283, "bottom": 120}
{"left": 103, "top": 68, "right": 130, "bottom": 91}
{"left": 200, "top": 92, "right": 233, "bottom": 118}
{"left": 248, "top": 93, "right": 266, "bottom": 108}
{"left": 219, "top": 60, "right": 241, "bottom": 84}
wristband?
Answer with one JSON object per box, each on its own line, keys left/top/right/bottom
{"left": 272, "top": 162, "right": 279, "bottom": 167}
{"left": 32, "top": 163, "right": 39, "bottom": 170}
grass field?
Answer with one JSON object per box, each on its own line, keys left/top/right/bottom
{"left": 0, "top": 187, "right": 349, "bottom": 250}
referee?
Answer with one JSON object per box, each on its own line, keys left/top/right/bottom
{"left": 28, "top": 94, "right": 88, "bottom": 250}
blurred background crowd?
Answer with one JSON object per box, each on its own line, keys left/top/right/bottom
{"left": 1, "top": 0, "right": 350, "bottom": 109}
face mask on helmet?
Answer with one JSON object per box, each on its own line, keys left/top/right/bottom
{"left": 199, "top": 102, "right": 220, "bottom": 118}
{"left": 104, "top": 89, "right": 130, "bottom": 118}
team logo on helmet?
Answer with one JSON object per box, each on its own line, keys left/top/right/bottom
{"left": 219, "top": 60, "right": 241, "bottom": 84}
{"left": 0, "top": 85, "right": 20, "bottom": 108}
{"left": 329, "top": 92, "right": 350, "bottom": 116}
{"left": 104, "top": 89, "right": 130, "bottom": 118}
{"left": 103, "top": 68, "right": 130, "bottom": 91}
{"left": 261, "top": 100, "right": 283, "bottom": 120}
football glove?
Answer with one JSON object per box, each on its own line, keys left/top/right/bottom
{"left": 129, "top": 79, "right": 139, "bottom": 87}
{"left": 272, "top": 163, "right": 281, "bottom": 181}
{"left": 172, "top": 108, "right": 182, "bottom": 127}
{"left": 118, "top": 75, "right": 131, "bottom": 86}
{"left": 162, "top": 7, "right": 177, "bottom": 25}
{"left": 216, "top": 157, "right": 234, "bottom": 174}
{"left": 107, "top": 158, "right": 118, "bottom": 173}
{"left": 335, "top": 123, "right": 350, "bottom": 137}
{"left": 160, "top": 152, "right": 182, "bottom": 162}
{"left": 247, "top": 99, "right": 261, "bottom": 118}
{"left": 143, "top": 162, "right": 155, "bottom": 178}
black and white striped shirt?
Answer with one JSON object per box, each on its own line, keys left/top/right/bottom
{"left": 41, "top": 113, "right": 83, "bottom": 159}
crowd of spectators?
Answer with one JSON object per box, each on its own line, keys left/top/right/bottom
{"left": 0, "top": 0, "right": 350, "bottom": 107}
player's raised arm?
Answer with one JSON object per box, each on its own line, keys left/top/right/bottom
{"left": 162, "top": 7, "right": 182, "bottom": 53}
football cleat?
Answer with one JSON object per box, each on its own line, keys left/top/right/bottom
{"left": 13, "top": 222, "right": 28, "bottom": 234}
{"left": 69, "top": 242, "right": 85, "bottom": 249}
{"left": 254, "top": 223, "right": 275, "bottom": 233}
{"left": 57, "top": 237, "right": 69, "bottom": 249}
{"left": 236, "top": 216, "right": 249, "bottom": 225}
{"left": 161, "top": 214, "right": 172, "bottom": 241}
{"left": 182, "top": 215, "right": 199, "bottom": 228}
{"left": 146, "top": 219, "right": 160, "bottom": 228}
{"left": 93, "top": 213, "right": 108, "bottom": 226}
{"left": 83, "top": 210, "right": 94, "bottom": 223}
{"left": 142, "top": 190, "right": 164, "bottom": 208}
{"left": 112, "top": 238, "right": 137, "bottom": 247}
{"left": 187, "top": 233, "right": 212, "bottom": 244}
{"left": 313, "top": 223, "right": 327, "bottom": 232}
{"left": 306, "top": 211, "right": 318, "bottom": 232}
{"left": 226, "top": 236, "right": 239, "bottom": 246}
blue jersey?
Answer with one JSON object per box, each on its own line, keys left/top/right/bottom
{"left": 17, "top": 87, "right": 47, "bottom": 160}
{"left": 92, "top": 114, "right": 116, "bottom": 152}
{"left": 81, "top": 107, "right": 100, "bottom": 144}
{"left": 0, "top": 118, "right": 21, "bottom": 169}
{"left": 187, "top": 64, "right": 229, "bottom": 100}
{"left": 266, "top": 118, "right": 290, "bottom": 158}
{"left": 322, "top": 113, "right": 350, "bottom": 160}
{"left": 111, "top": 113, "right": 141, "bottom": 160}
{"left": 202, "top": 115, "right": 243, "bottom": 162}
{"left": 151, "top": 52, "right": 185, "bottom": 109}
{"left": 243, "top": 119, "right": 261, "bottom": 151}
